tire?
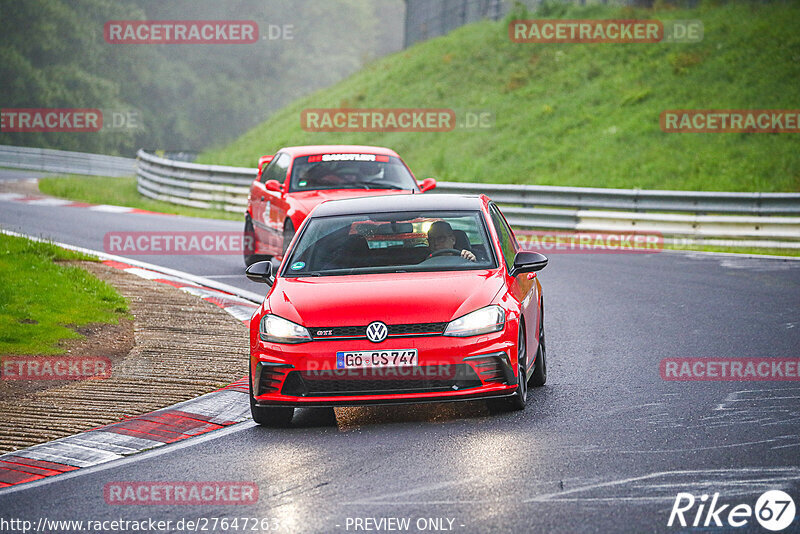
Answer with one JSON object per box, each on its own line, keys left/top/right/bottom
{"left": 249, "top": 370, "right": 294, "bottom": 427}
{"left": 488, "top": 322, "right": 528, "bottom": 413}
{"left": 529, "top": 300, "right": 547, "bottom": 387}
{"left": 282, "top": 219, "right": 295, "bottom": 257}
{"left": 243, "top": 216, "right": 270, "bottom": 267}
{"left": 507, "top": 322, "right": 528, "bottom": 410}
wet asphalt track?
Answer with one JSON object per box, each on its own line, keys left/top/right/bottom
{"left": 1, "top": 173, "right": 799, "bottom": 533}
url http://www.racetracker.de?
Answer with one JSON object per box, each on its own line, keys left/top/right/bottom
{"left": 0, "top": 516, "right": 283, "bottom": 533}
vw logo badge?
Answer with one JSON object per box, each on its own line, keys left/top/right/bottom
{"left": 366, "top": 321, "right": 388, "bottom": 343}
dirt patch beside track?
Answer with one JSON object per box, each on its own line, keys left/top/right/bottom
{"left": 0, "top": 261, "right": 248, "bottom": 454}
{"left": 0, "top": 177, "right": 39, "bottom": 196}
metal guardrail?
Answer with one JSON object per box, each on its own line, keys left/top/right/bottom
{"left": 136, "top": 149, "right": 253, "bottom": 212}
{"left": 134, "top": 149, "right": 800, "bottom": 248}
{"left": 3, "top": 144, "right": 795, "bottom": 248}
{"left": 0, "top": 145, "right": 136, "bottom": 177}
{"left": 432, "top": 182, "right": 800, "bottom": 215}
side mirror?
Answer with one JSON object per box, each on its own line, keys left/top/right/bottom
{"left": 419, "top": 177, "right": 437, "bottom": 192}
{"left": 257, "top": 155, "right": 274, "bottom": 175}
{"left": 265, "top": 180, "right": 282, "bottom": 192}
{"left": 509, "top": 251, "right": 548, "bottom": 277}
{"left": 246, "top": 261, "right": 274, "bottom": 286}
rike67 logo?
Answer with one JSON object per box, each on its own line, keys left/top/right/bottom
{"left": 668, "top": 490, "right": 796, "bottom": 531}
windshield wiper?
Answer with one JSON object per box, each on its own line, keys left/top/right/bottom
{"left": 356, "top": 180, "right": 408, "bottom": 190}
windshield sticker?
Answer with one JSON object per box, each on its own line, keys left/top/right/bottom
{"left": 318, "top": 153, "right": 377, "bottom": 162}
{"left": 290, "top": 261, "right": 305, "bottom": 270}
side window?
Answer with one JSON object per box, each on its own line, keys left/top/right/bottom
{"left": 260, "top": 153, "right": 290, "bottom": 184}
{"left": 273, "top": 153, "right": 290, "bottom": 184}
{"left": 259, "top": 157, "right": 276, "bottom": 184}
{"left": 489, "top": 204, "right": 518, "bottom": 271}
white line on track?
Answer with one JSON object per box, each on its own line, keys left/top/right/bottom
{"left": 22, "top": 198, "right": 73, "bottom": 206}
{"left": 0, "top": 422, "right": 256, "bottom": 496}
{"left": 87, "top": 204, "right": 135, "bottom": 212}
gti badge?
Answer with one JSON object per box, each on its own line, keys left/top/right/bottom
{"left": 366, "top": 321, "right": 388, "bottom": 343}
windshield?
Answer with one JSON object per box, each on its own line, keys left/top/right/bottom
{"left": 283, "top": 210, "right": 497, "bottom": 277}
{"left": 289, "top": 154, "right": 418, "bottom": 192}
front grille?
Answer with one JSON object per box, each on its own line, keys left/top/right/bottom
{"left": 281, "top": 364, "right": 482, "bottom": 397}
{"left": 310, "top": 326, "right": 363, "bottom": 338}
{"left": 309, "top": 322, "right": 447, "bottom": 340}
{"left": 390, "top": 322, "right": 448, "bottom": 336}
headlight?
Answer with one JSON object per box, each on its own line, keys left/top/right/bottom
{"left": 443, "top": 305, "right": 505, "bottom": 337}
{"left": 260, "top": 314, "right": 311, "bottom": 343}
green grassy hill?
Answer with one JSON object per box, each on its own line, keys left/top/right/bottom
{"left": 199, "top": 2, "right": 800, "bottom": 192}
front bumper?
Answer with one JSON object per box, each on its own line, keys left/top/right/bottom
{"left": 251, "top": 331, "right": 519, "bottom": 407}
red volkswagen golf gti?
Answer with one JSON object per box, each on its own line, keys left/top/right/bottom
{"left": 245, "top": 145, "right": 436, "bottom": 266}
{"left": 245, "top": 194, "right": 548, "bottom": 426}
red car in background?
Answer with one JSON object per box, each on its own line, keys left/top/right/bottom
{"left": 244, "top": 193, "right": 548, "bottom": 426}
{"left": 244, "top": 145, "right": 436, "bottom": 266}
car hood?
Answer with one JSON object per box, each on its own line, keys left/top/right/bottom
{"left": 290, "top": 189, "right": 411, "bottom": 214}
{"left": 268, "top": 269, "right": 506, "bottom": 327}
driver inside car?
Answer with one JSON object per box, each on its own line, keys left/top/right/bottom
{"left": 427, "top": 220, "right": 476, "bottom": 262}
{"left": 303, "top": 163, "right": 345, "bottom": 186}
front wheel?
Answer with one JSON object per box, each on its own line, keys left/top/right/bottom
{"left": 243, "top": 216, "right": 270, "bottom": 267}
{"left": 488, "top": 322, "right": 527, "bottom": 413}
{"left": 507, "top": 322, "right": 528, "bottom": 410}
{"left": 529, "top": 301, "right": 547, "bottom": 387}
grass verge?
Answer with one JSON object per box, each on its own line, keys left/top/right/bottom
{"left": 663, "top": 243, "right": 800, "bottom": 258}
{"left": 38, "top": 175, "right": 243, "bottom": 221}
{"left": 0, "top": 234, "right": 129, "bottom": 355}
{"left": 199, "top": 2, "right": 800, "bottom": 192}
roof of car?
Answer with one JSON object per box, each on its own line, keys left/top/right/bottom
{"left": 311, "top": 193, "right": 488, "bottom": 217}
{"left": 277, "top": 145, "right": 400, "bottom": 158}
